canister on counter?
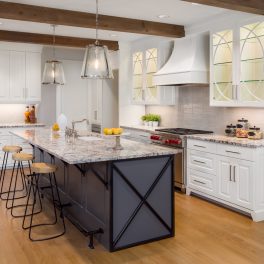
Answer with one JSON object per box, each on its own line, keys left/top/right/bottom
{"left": 248, "top": 126, "right": 263, "bottom": 140}
{"left": 225, "top": 124, "right": 236, "bottom": 137}
{"left": 236, "top": 118, "right": 249, "bottom": 138}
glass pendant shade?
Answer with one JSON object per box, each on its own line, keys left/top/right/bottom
{"left": 42, "top": 60, "right": 66, "bottom": 85}
{"left": 81, "top": 44, "right": 113, "bottom": 79}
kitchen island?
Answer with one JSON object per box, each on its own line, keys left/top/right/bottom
{"left": 12, "top": 128, "right": 179, "bottom": 251}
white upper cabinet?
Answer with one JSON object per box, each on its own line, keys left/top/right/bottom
{"left": 26, "top": 52, "right": 41, "bottom": 103}
{"left": 0, "top": 50, "right": 10, "bottom": 102}
{"left": 131, "top": 40, "right": 176, "bottom": 105}
{"left": 9, "top": 51, "right": 26, "bottom": 102}
{"left": 210, "top": 20, "right": 264, "bottom": 107}
{"left": 0, "top": 42, "right": 42, "bottom": 104}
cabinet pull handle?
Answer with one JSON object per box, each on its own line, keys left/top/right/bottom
{"left": 194, "top": 145, "right": 206, "bottom": 148}
{"left": 233, "top": 166, "right": 236, "bottom": 182}
{"left": 193, "top": 160, "right": 206, "bottom": 164}
{"left": 194, "top": 179, "right": 206, "bottom": 185}
{"left": 229, "top": 165, "right": 232, "bottom": 181}
{"left": 226, "top": 150, "right": 240, "bottom": 155}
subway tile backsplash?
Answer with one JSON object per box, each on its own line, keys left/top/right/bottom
{"left": 146, "top": 86, "right": 264, "bottom": 134}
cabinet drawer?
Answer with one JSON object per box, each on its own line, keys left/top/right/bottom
{"left": 187, "top": 169, "right": 216, "bottom": 196}
{"left": 217, "top": 144, "right": 253, "bottom": 161}
{"left": 187, "top": 139, "right": 217, "bottom": 154}
{"left": 188, "top": 150, "right": 217, "bottom": 175}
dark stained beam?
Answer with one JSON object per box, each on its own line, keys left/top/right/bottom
{"left": 182, "top": 0, "right": 264, "bottom": 15}
{"left": 0, "top": 30, "right": 119, "bottom": 50}
{"left": 0, "top": 1, "right": 185, "bottom": 38}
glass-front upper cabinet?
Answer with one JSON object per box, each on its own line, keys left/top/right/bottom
{"left": 211, "top": 29, "right": 236, "bottom": 106}
{"left": 210, "top": 20, "right": 264, "bottom": 107}
{"left": 240, "top": 22, "right": 264, "bottom": 105}
{"left": 131, "top": 41, "right": 176, "bottom": 105}
{"left": 132, "top": 51, "right": 144, "bottom": 103}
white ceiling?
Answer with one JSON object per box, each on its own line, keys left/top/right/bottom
{"left": 0, "top": 0, "right": 230, "bottom": 41}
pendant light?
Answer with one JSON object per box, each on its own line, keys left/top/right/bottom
{"left": 42, "top": 25, "right": 66, "bottom": 85}
{"left": 81, "top": 0, "right": 113, "bottom": 79}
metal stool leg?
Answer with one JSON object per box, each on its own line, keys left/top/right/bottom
{"left": 27, "top": 172, "right": 66, "bottom": 241}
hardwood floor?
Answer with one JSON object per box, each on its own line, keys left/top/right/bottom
{"left": 1, "top": 170, "right": 264, "bottom": 264}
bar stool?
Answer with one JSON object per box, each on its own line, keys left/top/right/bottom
{"left": 6, "top": 152, "right": 42, "bottom": 218}
{"left": 0, "top": 145, "right": 23, "bottom": 200}
{"left": 22, "top": 162, "right": 66, "bottom": 241}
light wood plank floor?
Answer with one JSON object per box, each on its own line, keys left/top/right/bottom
{"left": 0, "top": 170, "right": 264, "bottom": 264}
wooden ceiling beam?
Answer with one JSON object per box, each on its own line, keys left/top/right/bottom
{"left": 0, "top": 1, "right": 185, "bottom": 38}
{"left": 0, "top": 30, "right": 119, "bottom": 50}
{"left": 182, "top": 0, "right": 264, "bottom": 15}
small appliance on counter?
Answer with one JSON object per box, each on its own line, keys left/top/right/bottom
{"left": 225, "top": 124, "right": 236, "bottom": 137}
{"left": 248, "top": 126, "right": 263, "bottom": 140}
{"left": 236, "top": 118, "right": 250, "bottom": 138}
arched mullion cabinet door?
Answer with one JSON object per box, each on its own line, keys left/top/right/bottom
{"left": 132, "top": 51, "right": 144, "bottom": 104}
{"left": 211, "top": 29, "right": 236, "bottom": 106}
{"left": 239, "top": 21, "right": 264, "bottom": 106}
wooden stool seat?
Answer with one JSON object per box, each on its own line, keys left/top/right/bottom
{"left": 31, "top": 163, "right": 57, "bottom": 174}
{"left": 2, "top": 145, "right": 22, "bottom": 153}
{"left": 12, "top": 152, "right": 34, "bottom": 162}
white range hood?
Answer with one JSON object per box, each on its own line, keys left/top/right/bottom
{"left": 153, "top": 33, "right": 209, "bottom": 86}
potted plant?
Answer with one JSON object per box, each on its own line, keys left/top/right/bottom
{"left": 145, "top": 114, "right": 153, "bottom": 126}
{"left": 141, "top": 115, "right": 147, "bottom": 126}
{"left": 152, "top": 115, "right": 161, "bottom": 127}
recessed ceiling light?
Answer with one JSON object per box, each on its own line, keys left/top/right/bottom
{"left": 157, "top": 14, "right": 170, "bottom": 19}
{"left": 110, "top": 34, "right": 118, "bottom": 37}
{"left": 0, "top": 21, "right": 3, "bottom": 25}
{"left": 191, "top": 2, "right": 201, "bottom": 5}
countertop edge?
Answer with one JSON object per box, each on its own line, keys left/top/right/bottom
{"left": 187, "top": 135, "right": 264, "bottom": 149}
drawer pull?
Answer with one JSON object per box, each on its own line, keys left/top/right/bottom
{"left": 193, "top": 145, "right": 206, "bottom": 149}
{"left": 229, "top": 165, "right": 232, "bottom": 181}
{"left": 193, "top": 179, "right": 206, "bottom": 185}
{"left": 193, "top": 160, "right": 206, "bottom": 164}
{"left": 226, "top": 150, "right": 240, "bottom": 155}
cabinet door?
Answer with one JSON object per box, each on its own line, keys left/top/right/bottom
{"left": 217, "top": 157, "right": 233, "bottom": 202}
{"left": 210, "top": 29, "right": 237, "bottom": 106}
{"left": 239, "top": 21, "right": 264, "bottom": 106}
{"left": 0, "top": 50, "right": 10, "bottom": 101}
{"left": 232, "top": 160, "right": 253, "bottom": 209}
{"left": 9, "top": 51, "right": 26, "bottom": 102}
{"left": 26, "top": 52, "right": 41, "bottom": 102}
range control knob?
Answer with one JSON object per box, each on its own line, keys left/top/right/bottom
{"left": 150, "top": 135, "right": 160, "bottom": 141}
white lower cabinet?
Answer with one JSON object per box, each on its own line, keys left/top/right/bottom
{"left": 187, "top": 139, "right": 263, "bottom": 222}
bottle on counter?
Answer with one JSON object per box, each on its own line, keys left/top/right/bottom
{"left": 24, "top": 106, "right": 30, "bottom": 123}
{"left": 248, "top": 126, "right": 263, "bottom": 140}
{"left": 236, "top": 118, "right": 249, "bottom": 138}
{"left": 29, "top": 105, "right": 37, "bottom": 124}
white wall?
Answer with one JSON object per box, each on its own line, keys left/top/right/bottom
{"left": 0, "top": 104, "right": 31, "bottom": 123}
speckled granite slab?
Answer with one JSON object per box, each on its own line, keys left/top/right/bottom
{"left": 11, "top": 128, "right": 179, "bottom": 164}
{"left": 0, "top": 123, "right": 45, "bottom": 128}
{"left": 188, "top": 134, "right": 264, "bottom": 148}
{"left": 121, "top": 125, "right": 168, "bottom": 133}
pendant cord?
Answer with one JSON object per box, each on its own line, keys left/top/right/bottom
{"left": 95, "top": 0, "right": 99, "bottom": 46}
{"left": 52, "top": 24, "right": 56, "bottom": 59}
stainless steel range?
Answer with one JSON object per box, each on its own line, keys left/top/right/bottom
{"left": 150, "top": 128, "right": 213, "bottom": 192}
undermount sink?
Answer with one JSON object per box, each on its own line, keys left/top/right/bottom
{"left": 78, "top": 136, "right": 103, "bottom": 142}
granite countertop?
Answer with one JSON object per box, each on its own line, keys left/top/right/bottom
{"left": 0, "top": 123, "right": 45, "bottom": 128}
{"left": 121, "top": 125, "right": 168, "bottom": 133}
{"left": 188, "top": 134, "right": 264, "bottom": 148}
{"left": 12, "top": 128, "right": 179, "bottom": 164}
